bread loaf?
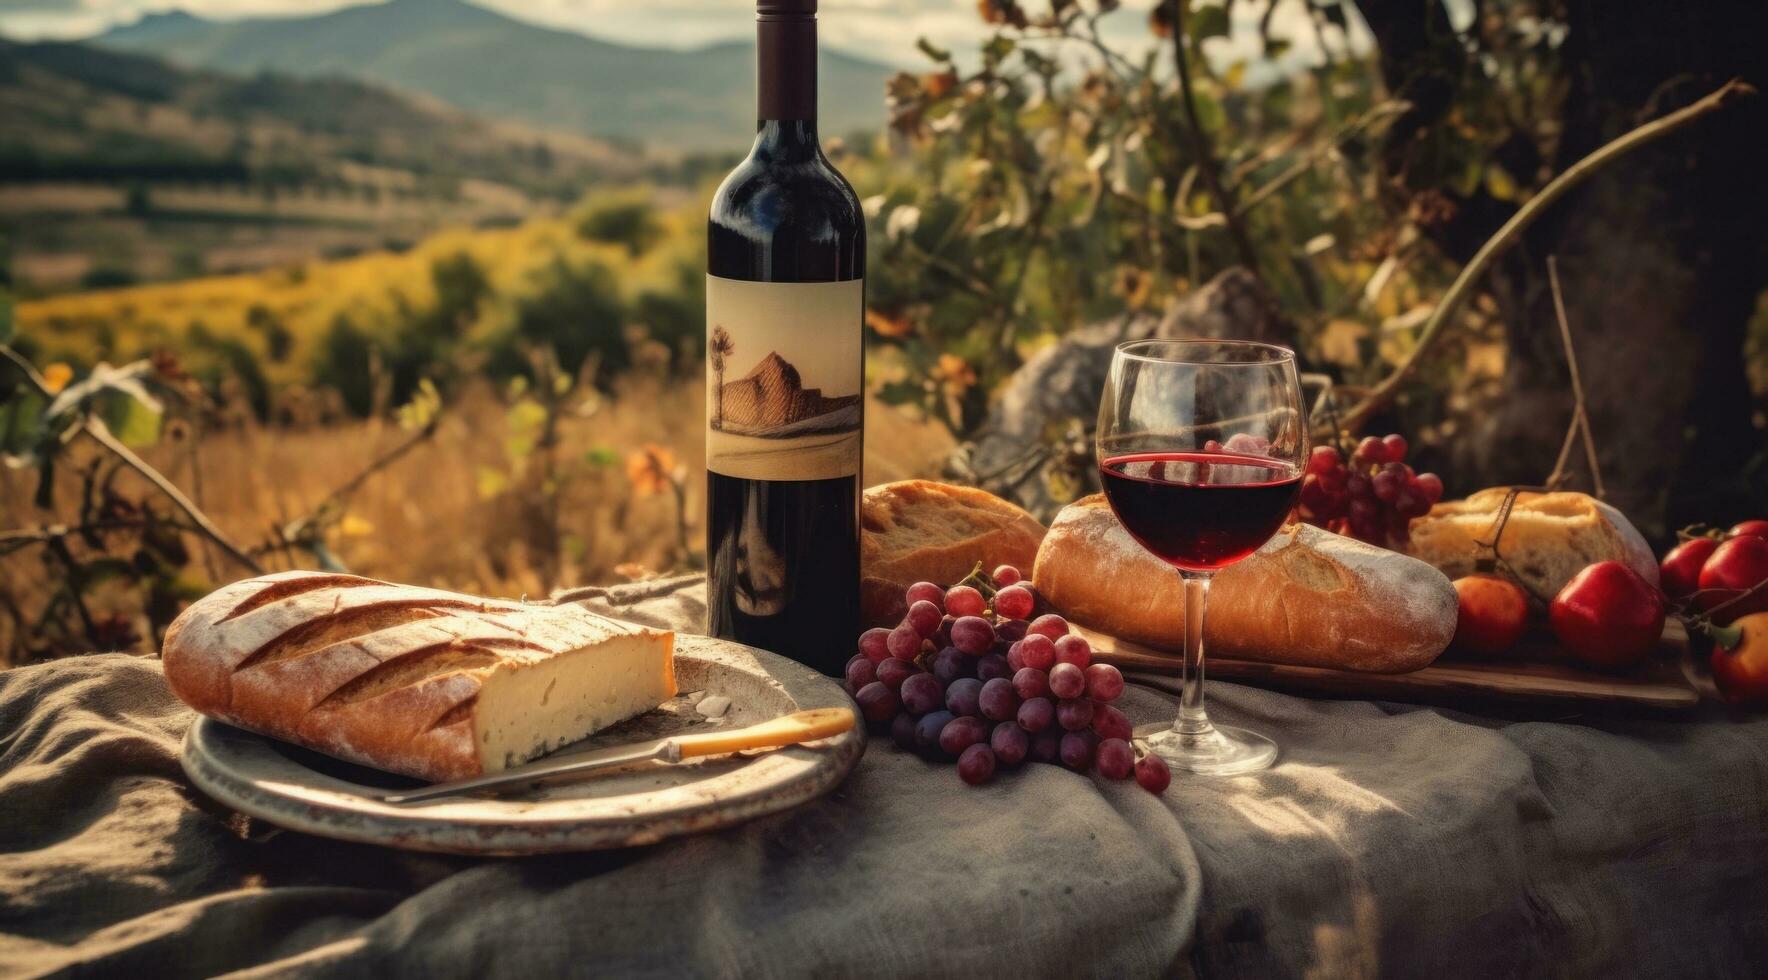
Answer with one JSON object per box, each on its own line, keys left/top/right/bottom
{"left": 1033, "top": 496, "right": 1456, "bottom": 672}
{"left": 1405, "top": 488, "right": 1657, "bottom": 598}
{"left": 861, "top": 480, "right": 1046, "bottom": 626}
{"left": 163, "top": 571, "right": 675, "bottom": 782}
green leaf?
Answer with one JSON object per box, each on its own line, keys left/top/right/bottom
{"left": 584, "top": 446, "right": 619, "bottom": 468}
{"left": 0, "top": 386, "right": 47, "bottom": 464}
{"left": 917, "top": 37, "right": 952, "bottom": 63}
{"left": 396, "top": 378, "right": 442, "bottom": 431}
{"left": 1188, "top": 3, "right": 1230, "bottom": 40}
{"left": 504, "top": 398, "right": 548, "bottom": 458}
{"left": 97, "top": 390, "right": 162, "bottom": 448}
{"left": 45, "top": 360, "right": 161, "bottom": 429}
{"left": 982, "top": 35, "right": 1016, "bottom": 67}
{"left": 475, "top": 465, "right": 509, "bottom": 499}
{"left": 0, "top": 294, "right": 13, "bottom": 345}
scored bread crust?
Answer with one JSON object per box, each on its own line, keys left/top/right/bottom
{"left": 1034, "top": 496, "right": 1457, "bottom": 673}
{"left": 162, "top": 570, "right": 673, "bottom": 781}
{"left": 1405, "top": 488, "right": 1659, "bottom": 598}
{"left": 861, "top": 480, "right": 1047, "bottom": 627}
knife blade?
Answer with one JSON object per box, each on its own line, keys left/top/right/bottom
{"left": 377, "top": 706, "right": 856, "bottom": 805}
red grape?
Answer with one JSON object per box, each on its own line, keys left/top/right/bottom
{"left": 992, "top": 564, "right": 1023, "bottom": 587}
{"left": 996, "top": 618, "right": 1029, "bottom": 643}
{"left": 1013, "top": 666, "right": 1050, "bottom": 700}
{"left": 946, "top": 585, "right": 986, "bottom": 617}
{"left": 1394, "top": 489, "right": 1428, "bottom": 519}
{"left": 993, "top": 584, "right": 1036, "bottom": 620}
{"left": 887, "top": 624, "right": 922, "bottom": 660}
{"left": 906, "top": 600, "right": 943, "bottom": 638}
{"left": 1353, "top": 435, "right": 1388, "bottom": 465}
{"left": 1091, "top": 702, "right": 1133, "bottom": 741}
{"left": 1005, "top": 642, "right": 1027, "bottom": 672}
{"left": 890, "top": 713, "right": 919, "bottom": 751}
{"left": 1135, "top": 753, "right": 1172, "bottom": 794}
{"left": 906, "top": 581, "right": 945, "bottom": 608}
{"left": 915, "top": 710, "right": 956, "bottom": 757}
{"left": 1345, "top": 472, "right": 1372, "bottom": 499}
{"left": 939, "top": 716, "right": 990, "bottom": 757}
{"left": 1371, "top": 469, "right": 1403, "bottom": 504}
{"left": 845, "top": 655, "right": 875, "bottom": 691}
{"left": 1030, "top": 730, "right": 1061, "bottom": 763}
{"left": 945, "top": 677, "right": 983, "bottom": 717}
{"left": 1056, "top": 698, "right": 1095, "bottom": 731}
{"left": 1415, "top": 472, "right": 1444, "bottom": 504}
{"left": 976, "top": 652, "right": 1012, "bottom": 682}
{"left": 858, "top": 628, "right": 891, "bottom": 664}
{"left": 1028, "top": 613, "right": 1070, "bottom": 641}
{"left": 991, "top": 722, "right": 1029, "bottom": 766}
{"left": 1318, "top": 463, "right": 1347, "bottom": 492}
{"left": 1019, "top": 633, "right": 1057, "bottom": 671}
{"left": 1096, "top": 738, "right": 1134, "bottom": 780}
{"left": 1017, "top": 696, "right": 1055, "bottom": 733}
{"left": 979, "top": 678, "right": 1019, "bottom": 721}
{"left": 958, "top": 744, "right": 996, "bottom": 785}
{"left": 950, "top": 616, "right": 996, "bottom": 655}
{"left": 931, "top": 646, "right": 970, "bottom": 684}
{"left": 1307, "top": 445, "right": 1342, "bottom": 475}
{"left": 900, "top": 672, "right": 944, "bottom": 714}
{"left": 1059, "top": 731, "right": 1097, "bottom": 771}
{"left": 1053, "top": 634, "right": 1092, "bottom": 669}
{"left": 1381, "top": 433, "right": 1408, "bottom": 462}
{"left": 855, "top": 682, "right": 900, "bottom": 724}
{"left": 880, "top": 657, "right": 918, "bottom": 688}
{"left": 1049, "top": 662, "right": 1086, "bottom": 699}
{"left": 1084, "top": 663, "right": 1124, "bottom": 701}
{"left": 1299, "top": 473, "right": 1329, "bottom": 513}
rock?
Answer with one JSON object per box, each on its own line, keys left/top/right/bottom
{"left": 958, "top": 268, "right": 1289, "bottom": 518}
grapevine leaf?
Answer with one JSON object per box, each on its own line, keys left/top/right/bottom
{"left": 917, "top": 38, "right": 952, "bottom": 63}
{"left": 97, "top": 390, "right": 162, "bottom": 448}
{"left": 1189, "top": 3, "right": 1230, "bottom": 41}
{"left": 584, "top": 446, "right": 619, "bottom": 467}
{"left": 0, "top": 387, "right": 47, "bottom": 465}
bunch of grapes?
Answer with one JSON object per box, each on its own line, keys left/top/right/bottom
{"left": 844, "top": 565, "right": 1171, "bottom": 794}
{"left": 1297, "top": 434, "right": 1444, "bottom": 548}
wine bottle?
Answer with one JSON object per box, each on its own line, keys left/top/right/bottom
{"left": 706, "top": 0, "right": 864, "bottom": 675}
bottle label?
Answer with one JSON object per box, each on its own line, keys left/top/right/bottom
{"left": 707, "top": 275, "right": 863, "bottom": 481}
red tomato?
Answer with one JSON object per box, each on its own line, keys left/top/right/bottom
{"left": 1548, "top": 561, "right": 1665, "bottom": 669}
{"left": 1728, "top": 520, "right": 1768, "bottom": 541}
{"left": 1698, "top": 535, "right": 1768, "bottom": 624}
{"left": 1451, "top": 575, "right": 1530, "bottom": 656}
{"left": 1660, "top": 537, "right": 1720, "bottom": 600}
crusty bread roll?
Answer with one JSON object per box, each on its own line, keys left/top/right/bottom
{"left": 861, "top": 480, "right": 1046, "bottom": 627}
{"left": 1034, "top": 496, "right": 1456, "bottom": 672}
{"left": 1405, "top": 488, "right": 1657, "bottom": 598}
{"left": 163, "top": 571, "right": 675, "bottom": 781}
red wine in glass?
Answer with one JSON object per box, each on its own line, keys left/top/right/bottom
{"left": 1099, "top": 452, "right": 1301, "bottom": 572}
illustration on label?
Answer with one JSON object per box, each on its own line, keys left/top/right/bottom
{"left": 707, "top": 275, "right": 863, "bottom": 481}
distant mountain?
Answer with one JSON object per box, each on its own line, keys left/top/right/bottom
{"left": 92, "top": 0, "right": 894, "bottom": 150}
{"left": 0, "top": 37, "right": 638, "bottom": 197}
{"left": 719, "top": 352, "right": 862, "bottom": 436}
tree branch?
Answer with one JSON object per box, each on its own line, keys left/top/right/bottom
{"left": 1339, "top": 77, "right": 1756, "bottom": 435}
{"left": 1165, "top": 0, "right": 1262, "bottom": 277}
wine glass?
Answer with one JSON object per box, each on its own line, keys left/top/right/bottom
{"left": 1096, "top": 339, "right": 1306, "bottom": 775}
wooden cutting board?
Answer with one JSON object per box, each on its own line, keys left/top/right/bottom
{"left": 1081, "top": 619, "right": 1702, "bottom": 711}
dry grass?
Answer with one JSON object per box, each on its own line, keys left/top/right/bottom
{"left": 0, "top": 372, "right": 952, "bottom": 663}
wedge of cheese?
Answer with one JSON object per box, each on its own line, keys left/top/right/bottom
{"left": 162, "top": 570, "right": 676, "bottom": 781}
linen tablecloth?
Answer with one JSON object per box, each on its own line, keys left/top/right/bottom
{"left": 3, "top": 576, "right": 1766, "bottom": 978}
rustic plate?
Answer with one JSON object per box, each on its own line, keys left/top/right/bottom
{"left": 180, "top": 634, "right": 866, "bottom": 855}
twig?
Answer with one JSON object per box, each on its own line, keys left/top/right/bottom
{"left": 3, "top": 342, "right": 264, "bottom": 575}
{"left": 1165, "top": 0, "right": 1262, "bottom": 278}
{"left": 1545, "top": 255, "right": 1605, "bottom": 497}
{"left": 1339, "top": 78, "right": 1756, "bottom": 434}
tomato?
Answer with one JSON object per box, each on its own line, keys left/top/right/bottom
{"left": 1728, "top": 519, "right": 1768, "bottom": 541}
{"left": 1659, "top": 537, "right": 1720, "bottom": 600}
{"left": 1451, "top": 575, "right": 1530, "bottom": 656}
{"left": 1697, "top": 535, "right": 1768, "bottom": 624}
{"left": 1548, "top": 561, "right": 1665, "bottom": 669}
{"left": 1710, "top": 612, "right": 1768, "bottom": 706}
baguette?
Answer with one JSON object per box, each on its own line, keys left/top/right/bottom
{"left": 1033, "top": 496, "right": 1456, "bottom": 672}
{"left": 861, "top": 480, "right": 1046, "bottom": 626}
{"left": 1405, "top": 488, "right": 1658, "bottom": 598}
{"left": 163, "top": 571, "right": 675, "bottom": 782}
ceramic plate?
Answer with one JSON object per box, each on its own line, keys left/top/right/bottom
{"left": 180, "top": 634, "right": 866, "bottom": 855}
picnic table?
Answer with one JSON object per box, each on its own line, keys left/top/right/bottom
{"left": 3, "top": 576, "right": 1766, "bottom": 977}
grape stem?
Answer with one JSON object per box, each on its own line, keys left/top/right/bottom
{"left": 1337, "top": 78, "right": 1757, "bottom": 437}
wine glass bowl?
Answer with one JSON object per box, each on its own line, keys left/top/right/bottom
{"left": 1096, "top": 339, "right": 1306, "bottom": 775}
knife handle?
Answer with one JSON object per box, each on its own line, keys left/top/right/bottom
{"left": 673, "top": 707, "right": 856, "bottom": 759}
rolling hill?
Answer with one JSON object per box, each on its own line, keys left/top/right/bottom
{"left": 92, "top": 0, "right": 895, "bottom": 150}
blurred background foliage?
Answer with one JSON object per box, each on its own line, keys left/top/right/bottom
{"left": 2, "top": 0, "right": 1764, "bottom": 662}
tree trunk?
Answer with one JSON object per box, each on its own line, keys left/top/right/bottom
{"left": 1357, "top": 0, "right": 1768, "bottom": 538}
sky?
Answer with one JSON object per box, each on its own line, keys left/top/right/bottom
{"left": 0, "top": 0, "right": 1370, "bottom": 70}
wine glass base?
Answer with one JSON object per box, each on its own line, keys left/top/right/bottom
{"left": 1134, "top": 722, "right": 1277, "bottom": 775}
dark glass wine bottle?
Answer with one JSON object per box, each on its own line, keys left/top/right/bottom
{"left": 706, "top": 0, "right": 864, "bottom": 675}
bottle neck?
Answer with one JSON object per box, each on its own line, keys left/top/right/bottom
{"left": 757, "top": 13, "right": 816, "bottom": 124}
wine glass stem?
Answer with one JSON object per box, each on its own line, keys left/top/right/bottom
{"left": 1175, "top": 571, "right": 1214, "bottom": 736}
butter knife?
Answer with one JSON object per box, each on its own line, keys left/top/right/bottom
{"left": 378, "top": 706, "right": 856, "bottom": 804}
